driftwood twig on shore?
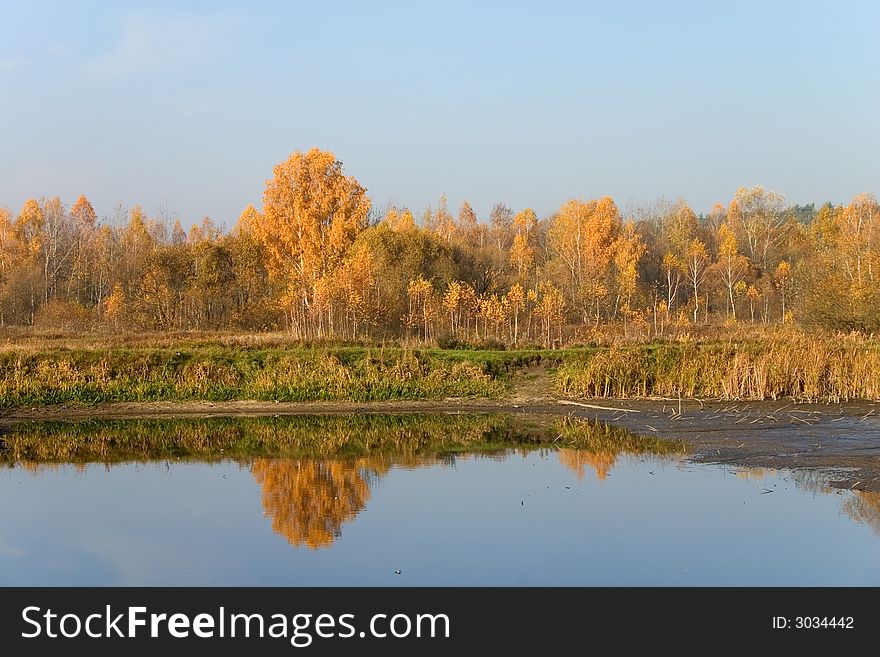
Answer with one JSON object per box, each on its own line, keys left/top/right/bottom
{"left": 559, "top": 400, "right": 642, "bottom": 413}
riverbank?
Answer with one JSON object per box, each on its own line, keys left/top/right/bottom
{"left": 2, "top": 337, "right": 880, "bottom": 492}
{"left": 4, "top": 334, "right": 880, "bottom": 408}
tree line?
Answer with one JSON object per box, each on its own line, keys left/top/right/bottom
{"left": 1, "top": 147, "right": 877, "bottom": 344}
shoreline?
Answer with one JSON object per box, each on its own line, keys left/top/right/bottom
{"left": 2, "top": 395, "right": 879, "bottom": 492}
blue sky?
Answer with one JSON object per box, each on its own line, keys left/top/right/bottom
{"left": 1, "top": 1, "right": 877, "bottom": 227}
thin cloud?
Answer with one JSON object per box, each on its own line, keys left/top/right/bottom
{"left": 84, "top": 13, "right": 230, "bottom": 77}
{"left": 0, "top": 56, "right": 29, "bottom": 73}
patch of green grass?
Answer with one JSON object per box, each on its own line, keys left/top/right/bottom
{"left": 0, "top": 347, "right": 526, "bottom": 407}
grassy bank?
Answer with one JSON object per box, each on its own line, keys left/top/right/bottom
{"left": 556, "top": 336, "right": 880, "bottom": 402}
{"left": 0, "top": 346, "right": 548, "bottom": 407}
{"left": 5, "top": 330, "right": 880, "bottom": 406}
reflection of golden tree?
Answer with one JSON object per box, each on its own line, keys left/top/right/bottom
{"left": 734, "top": 467, "right": 777, "bottom": 481}
{"left": 842, "top": 490, "right": 880, "bottom": 535}
{"left": 17, "top": 462, "right": 89, "bottom": 475}
{"left": 558, "top": 449, "right": 616, "bottom": 480}
{"left": 251, "top": 457, "right": 393, "bottom": 549}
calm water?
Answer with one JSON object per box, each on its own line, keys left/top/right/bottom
{"left": 1, "top": 415, "right": 878, "bottom": 586}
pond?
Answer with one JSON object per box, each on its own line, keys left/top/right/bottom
{"left": 1, "top": 414, "right": 877, "bottom": 585}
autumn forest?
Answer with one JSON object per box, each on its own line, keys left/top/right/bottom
{"left": 1, "top": 147, "right": 877, "bottom": 346}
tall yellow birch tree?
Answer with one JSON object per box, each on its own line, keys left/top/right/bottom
{"left": 252, "top": 148, "right": 371, "bottom": 337}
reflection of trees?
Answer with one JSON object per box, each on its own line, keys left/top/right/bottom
{"left": 249, "top": 452, "right": 493, "bottom": 548}
{"left": 558, "top": 449, "right": 616, "bottom": 480}
{"left": 251, "top": 458, "right": 385, "bottom": 549}
{"left": 555, "top": 417, "right": 685, "bottom": 481}
{"left": 16, "top": 462, "right": 90, "bottom": 474}
{"left": 734, "top": 467, "right": 777, "bottom": 481}
{"left": 0, "top": 414, "right": 523, "bottom": 464}
{"left": 8, "top": 413, "right": 880, "bottom": 541}
{"left": 842, "top": 490, "right": 880, "bottom": 535}
{"left": 251, "top": 454, "right": 457, "bottom": 549}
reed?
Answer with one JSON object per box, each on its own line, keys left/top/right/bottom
{"left": 556, "top": 336, "right": 880, "bottom": 401}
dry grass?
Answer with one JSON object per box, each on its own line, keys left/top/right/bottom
{"left": 556, "top": 334, "right": 880, "bottom": 401}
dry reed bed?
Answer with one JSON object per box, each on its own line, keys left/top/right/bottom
{"left": 556, "top": 338, "right": 880, "bottom": 401}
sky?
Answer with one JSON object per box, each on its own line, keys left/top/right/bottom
{"left": 0, "top": 0, "right": 877, "bottom": 228}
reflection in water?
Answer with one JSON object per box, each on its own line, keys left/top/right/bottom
{"left": 559, "top": 449, "right": 616, "bottom": 480}
{"left": 250, "top": 452, "right": 517, "bottom": 548}
{"left": 556, "top": 417, "right": 686, "bottom": 481}
{"left": 2, "top": 414, "right": 689, "bottom": 548}
{"left": 247, "top": 415, "right": 692, "bottom": 547}
{"left": 843, "top": 491, "right": 880, "bottom": 534}
{"left": 3, "top": 413, "right": 879, "bottom": 547}
{"left": 252, "top": 458, "right": 379, "bottom": 549}
{"left": 734, "top": 467, "right": 777, "bottom": 481}
{"left": 0, "top": 414, "right": 545, "bottom": 464}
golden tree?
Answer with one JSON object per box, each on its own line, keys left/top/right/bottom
{"left": 612, "top": 222, "right": 645, "bottom": 323}
{"left": 443, "top": 280, "right": 474, "bottom": 338}
{"left": 685, "top": 238, "right": 709, "bottom": 323}
{"left": 746, "top": 284, "right": 760, "bottom": 322}
{"left": 532, "top": 282, "right": 565, "bottom": 347}
{"left": 102, "top": 282, "right": 126, "bottom": 328}
{"left": 15, "top": 198, "right": 74, "bottom": 306}
{"left": 549, "top": 197, "right": 621, "bottom": 325}
{"left": 252, "top": 148, "right": 370, "bottom": 337}
{"left": 382, "top": 207, "right": 416, "bottom": 232}
{"left": 506, "top": 283, "right": 526, "bottom": 345}
{"left": 432, "top": 195, "right": 456, "bottom": 242}
{"left": 728, "top": 185, "right": 787, "bottom": 272}
{"left": 510, "top": 208, "right": 537, "bottom": 280}
{"left": 225, "top": 210, "right": 274, "bottom": 329}
{"left": 67, "top": 195, "right": 99, "bottom": 304}
{"left": 406, "top": 275, "right": 435, "bottom": 341}
{"left": 660, "top": 201, "right": 699, "bottom": 311}
{"left": 70, "top": 194, "right": 96, "bottom": 226}
{"left": 112, "top": 205, "right": 156, "bottom": 317}
{"left": 773, "top": 260, "right": 791, "bottom": 321}
{"left": 716, "top": 223, "right": 748, "bottom": 319}
{"left": 15, "top": 199, "right": 44, "bottom": 268}
{"left": 837, "top": 193, "right": 879, "bottom": 287}
{"left": 478, "top": 293, "right": 508, "bottom": 340}
{"left": 236, "top": 204, "right": 263, "bottom": 234}
{"left": 457, "top": 201, "right": 478, "bottom": 240}
{"left": 333, "top": 249, "right": 382, "bottom": 338}
{"left": 0, "top": 208, "right": 22, "bottom": 325}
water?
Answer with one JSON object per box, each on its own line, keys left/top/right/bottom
{"left": 1, "top": 415, "right": 878, "bottom": 586}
